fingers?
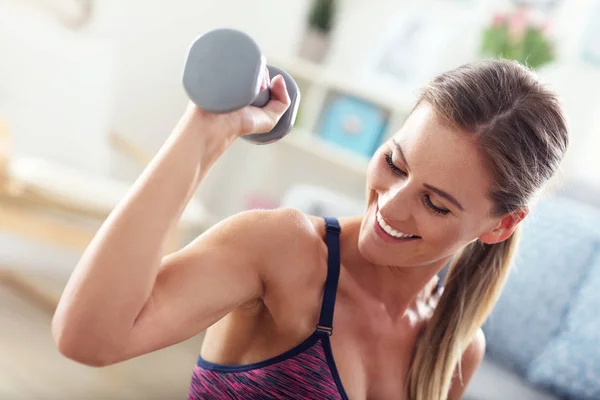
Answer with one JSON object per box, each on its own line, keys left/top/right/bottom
{"left": 251, "top": 75, "right": 290, "bottom": 133}
{"left": 264, "top": 75, "right": 291, "bottom": 116}
{"left": 240, "top": 74, "right": 292, "bottom": 135}
{"left": 259, "top": 57, "right": 270, "bottom": 92}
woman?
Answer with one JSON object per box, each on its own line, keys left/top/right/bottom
{"left": 52, "top": 58, "right": 569, "bottom": 400}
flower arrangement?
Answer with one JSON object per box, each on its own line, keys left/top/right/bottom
{"left": 481, "top": 7, "right": 555, "bottom": 69}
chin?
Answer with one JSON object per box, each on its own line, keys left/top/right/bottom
{"left": 357, "top": 237, "right": 384, "bottom": 266}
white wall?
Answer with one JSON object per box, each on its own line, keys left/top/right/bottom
{"left": 81, "top": 0, "right": 310, "bottom": 151}
{"left": 1, "top": 0, "right": 599, "bottom": 220}
{"left": 535, "top": 0, "right": 600, "bottom": 184}
{"left": 0, "top": 1, "right": 118, "bottom": 176}
{"left": 80, "top": 0, "right": 317, "bottom": 216}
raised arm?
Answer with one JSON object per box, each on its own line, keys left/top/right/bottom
{"left": 51, "top": 75, "right": 291, "bottom": 367}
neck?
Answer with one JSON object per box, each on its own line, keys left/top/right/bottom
{"left": 339, "top": 216, "right": 450, "bottom": 321}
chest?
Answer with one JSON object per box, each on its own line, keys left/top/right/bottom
{"left": 329, "top": 295, "right": 423, "bottom": 400}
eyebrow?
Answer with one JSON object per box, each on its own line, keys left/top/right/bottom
{"left": 392, "top": 139, "right": 466, "bottom": 212}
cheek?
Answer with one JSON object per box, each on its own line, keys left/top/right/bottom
{"left": 418, "top": 218, "right": 471, "bottom": 253}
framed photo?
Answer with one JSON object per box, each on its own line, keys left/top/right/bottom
{"left": 360, "top": 6, "right": 475, "bottom": 93}
{"left": 374, "top": 14, "right": 430, "bottom": 87}
{"left": 316, "top": 93, "right": 390, "bottom": 158}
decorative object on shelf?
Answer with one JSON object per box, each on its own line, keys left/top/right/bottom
{"left": 364, "top": 8, "right": 463, "bottom": 93}
{"left": 26, "top": 0, "right": 95, "bottom": 30}
{"left": 244, "top": 192, "right": 279, "bottom": 210}
{"left": 373, "top": 13, "right": 430, "bottom": 88}
{"left": 297, "top": 0, "right": 337, "bottom": 64}
{"left": 480, "top": 6, "right": 555, "bottom": 69}
{"left": 582, "top": 0, "right": 600, "bottom": 66}
{"left": 316, "top": 94, "right": 389, "bottom": 158}
{"left": 510, "top": 0, "right": 562, "bottom": 11}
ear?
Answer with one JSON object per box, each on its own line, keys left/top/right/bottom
{"left": 479, "top": 206, "right": 528, "bottom": 245}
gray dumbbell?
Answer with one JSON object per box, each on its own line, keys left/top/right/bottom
{"left": 182, "top": 28, "right": 301, "bottom": 145}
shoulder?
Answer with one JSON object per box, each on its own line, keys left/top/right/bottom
{"left": 207, "top": 207, "right": 319, "bottom": 246}
{"left": 247, "top": 207, "right": 323, "bottom": 244}
{"left": 258, "top": 207, "right": 327, "bottom": 270}
{"left": 462, "top": 328, "right": 486, "bottom": 374}
{"left": 448, "top": 328, "right": 486, "bottom": 399}
{"left": 467, "top": 328, "right": 486, "bottom": 362}
{"left": 224, "top": 208, "right": 330, "bottom": 314}
{"left": 212, "top": 207, "right": 326, "bottom": 269}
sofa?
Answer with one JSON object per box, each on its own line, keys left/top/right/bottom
{"left": 280, "top": 183, "right": 600, "bottom": 400}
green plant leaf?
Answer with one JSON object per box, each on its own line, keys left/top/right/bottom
{"left": 308, "top": 0, "right": 336, "bottom": 33}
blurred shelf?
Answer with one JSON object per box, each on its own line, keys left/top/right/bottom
{"left": 264, "top": 54, "right": 407, "bottom": 181}
{"left": 279, "top": 128, "right": 369, "bottom": 177}
{"left": 268, "top": 54, "right": 416, "bottom": 112}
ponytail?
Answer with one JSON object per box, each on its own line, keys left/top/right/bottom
{"left": 406, "top": 226, "right": 521, "bottom": 399}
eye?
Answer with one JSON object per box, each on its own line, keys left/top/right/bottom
{"left": 384, "top": 152, "right": 406, "bottom": 176}
{"left": 385, "top": 151, "right": 451, "bottom": 217}
{"left": 423, "top": 194, "right": 450, "bottom": 216}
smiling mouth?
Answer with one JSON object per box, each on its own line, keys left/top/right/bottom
{"left": 374, "top": 206, "right": 421, "bottom": 242}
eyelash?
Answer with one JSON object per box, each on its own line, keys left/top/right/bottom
{"left": 384, "top": 152, "right": 451, "bottom": 216}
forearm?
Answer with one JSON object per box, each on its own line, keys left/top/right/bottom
{"left": 52, "top": 105, "right": 235, "bottom": 357}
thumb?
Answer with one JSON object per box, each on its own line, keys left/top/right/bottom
{"left": 263, "top": 75, "right": 291, "bottom": 117}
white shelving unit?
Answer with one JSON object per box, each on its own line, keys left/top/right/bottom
{"left": 268, "top": 55, "right": 417, "bottom": 114}
{"left": 266, "top": 54, "right": 418, "bottom": 175}
{"left": 279, "top": 128, "right": 369, "bottom": 177}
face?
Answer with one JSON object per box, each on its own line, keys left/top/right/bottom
{"left": 360, "top": 102, "right": 510, "bottom": 268}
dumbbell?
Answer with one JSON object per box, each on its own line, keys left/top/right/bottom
{"left": 182, "top": 28, "right": 301, "bottom": 145}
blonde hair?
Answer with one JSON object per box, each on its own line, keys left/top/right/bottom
{"left": 406, "top": 59, "right": 569, "bottom": 399}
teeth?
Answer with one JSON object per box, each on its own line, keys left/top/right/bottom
{"left": 376, "top": 210, "right": 417, "bottom": 239}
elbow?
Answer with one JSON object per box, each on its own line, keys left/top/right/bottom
{"left": 56, "top": 343, "right": 114, "bottom": 368}
{"left": 54, "top": 337, "right": 119, "bottom": 367}
{"left": 51, "top": 316, "right": 118, "bottom": 368}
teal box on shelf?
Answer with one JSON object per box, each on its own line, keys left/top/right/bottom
{"left": 317, "top": 95, "right": 389, "bottom": 158}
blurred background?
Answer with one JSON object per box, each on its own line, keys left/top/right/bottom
{"left": 1, "top": 0, "right": 599, "bottom": 399}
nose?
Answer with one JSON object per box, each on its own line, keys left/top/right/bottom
{"left": 377, "top": 185, "right": 412, "bottom": 222}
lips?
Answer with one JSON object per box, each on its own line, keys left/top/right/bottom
{"left": 374, "top": 205, "right": 421, "bottom": 243}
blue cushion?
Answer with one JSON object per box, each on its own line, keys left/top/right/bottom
{"left": 483, "top": 196, "right": 600, "bottom": 373}
{"left": 527, "top": 249, "right": 600, "bottom": 399}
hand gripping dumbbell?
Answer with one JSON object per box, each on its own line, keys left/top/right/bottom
{"left": 182, "top": 28, "right": 301, "bottom": 144}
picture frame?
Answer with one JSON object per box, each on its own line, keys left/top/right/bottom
{"left": 316, "top": 93, "right": 390, "bottom": 158}
{"left": 360, "top": 6, "right": 474, "bottom": 94}
{"left": 370, "top": 11, "right": 440, "bottom": 91}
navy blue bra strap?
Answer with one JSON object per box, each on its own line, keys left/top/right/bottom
{"left": 317, "top": 217, "right": 341, "bottom": 336}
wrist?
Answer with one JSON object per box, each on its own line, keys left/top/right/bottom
{"left": 173, "top": 104, "right": 239, "bottom": 165}
{"left": 187, "top": 103, "right": 242, "bottom": 138}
